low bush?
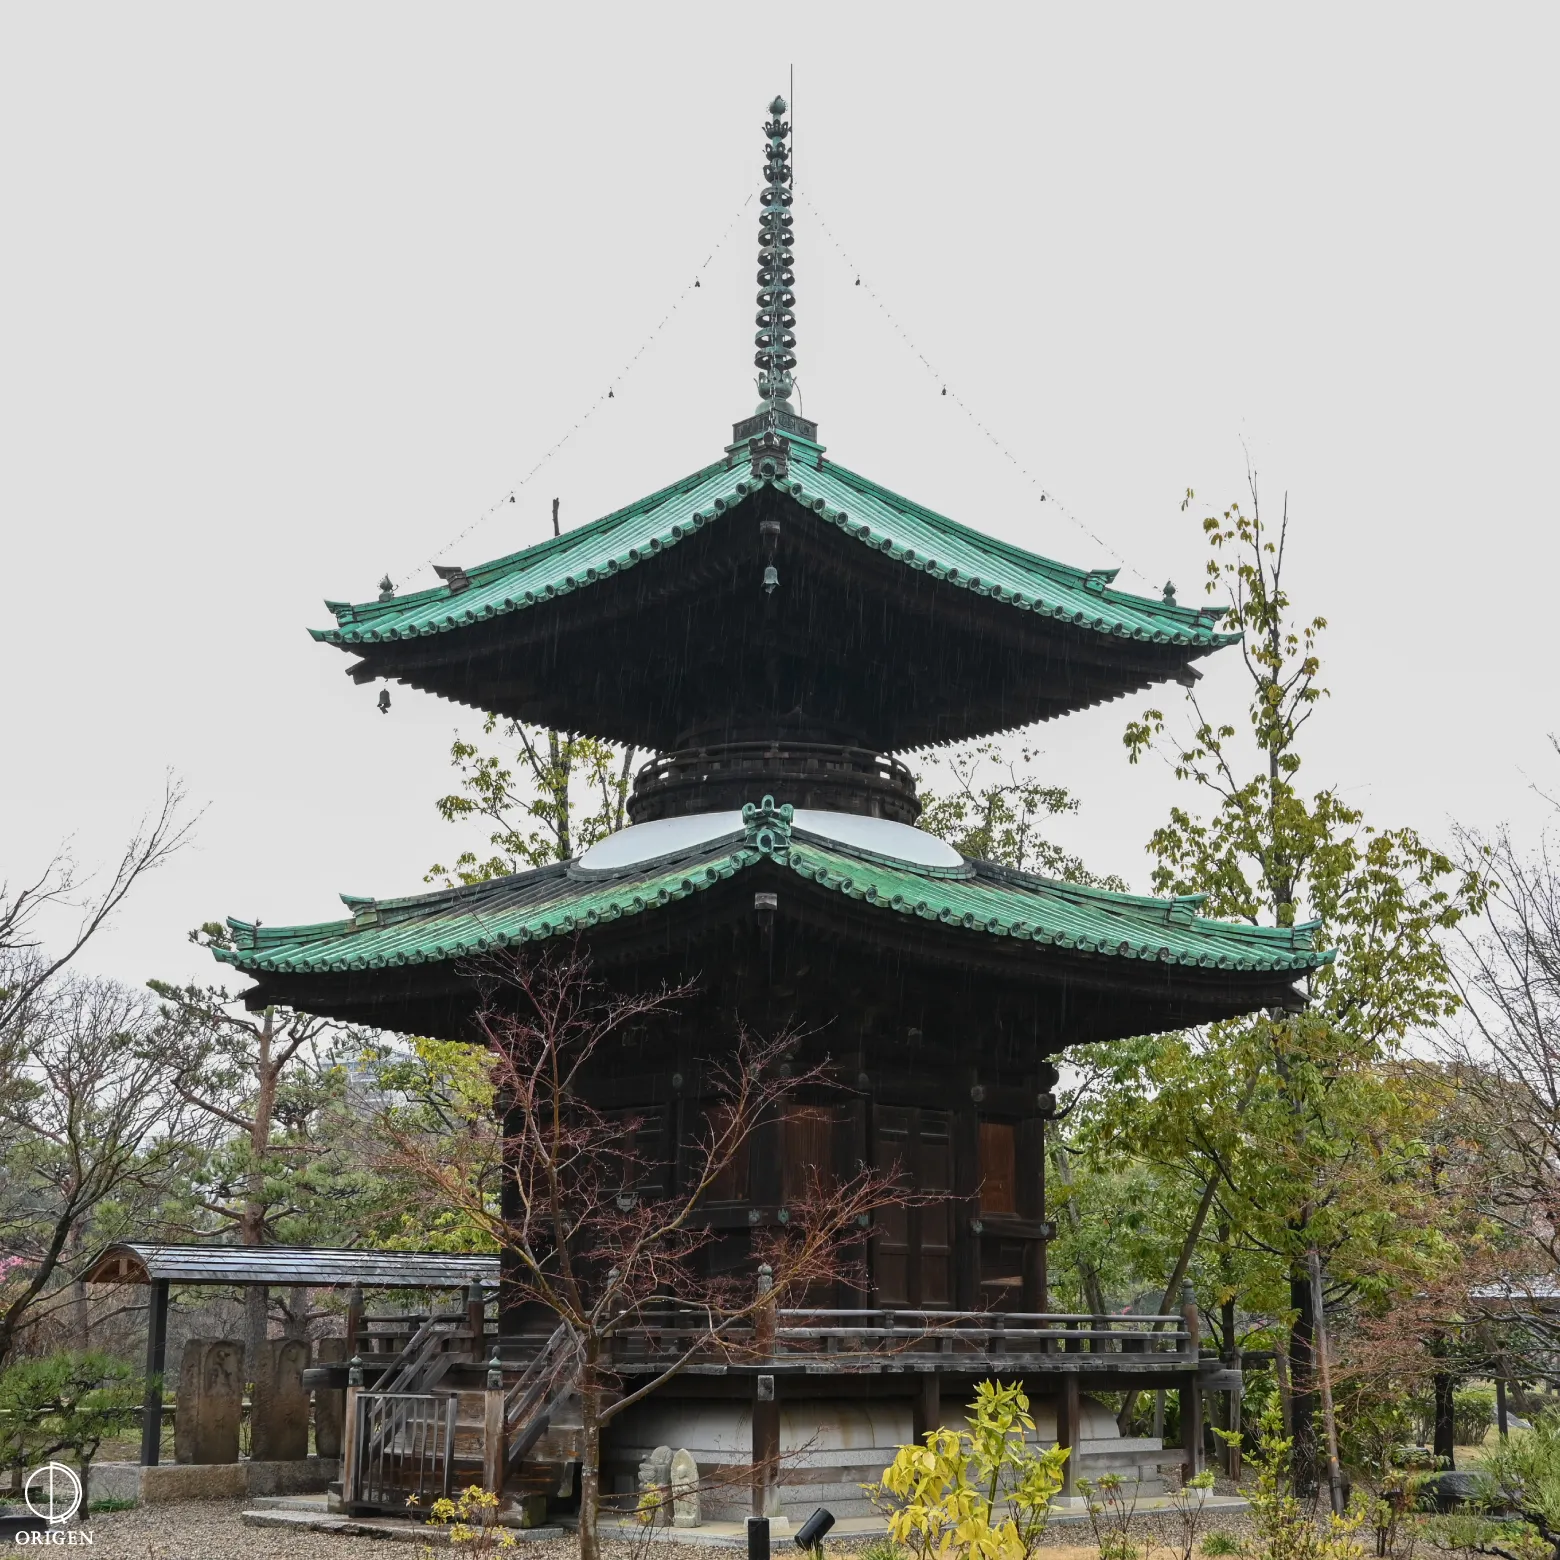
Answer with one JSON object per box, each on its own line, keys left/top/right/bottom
{"left": 867, "top": 1380, "right": 1070, "bottom": 1560}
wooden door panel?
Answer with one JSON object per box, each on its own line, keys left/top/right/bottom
{"left": 873, "top": 1106, "right": 953, "bottom": 1309}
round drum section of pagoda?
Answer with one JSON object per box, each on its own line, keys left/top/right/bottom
{"left": 627, "top": 741, "right": 921, "bottom": 826}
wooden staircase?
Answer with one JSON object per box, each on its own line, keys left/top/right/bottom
{"left": 342, "top": 1314, "right": 583, "bottom": 1517}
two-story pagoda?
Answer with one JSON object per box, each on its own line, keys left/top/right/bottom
{"left": 216, "top": 97, "right": 1329, "bottom": 1521}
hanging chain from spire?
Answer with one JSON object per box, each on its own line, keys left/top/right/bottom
{"left": 754, "top": 96, "right": 797, "bottom": 410}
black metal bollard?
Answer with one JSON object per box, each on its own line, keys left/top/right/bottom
{"left": 748, "top": 1515, "right": 771, "bottom": 1560}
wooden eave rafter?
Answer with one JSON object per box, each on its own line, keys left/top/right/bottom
{"left": 235, "top": 858, "right": 1311, "bottom": 1046}
{"left": 337, "top": 490, "right": 1212, "bottom": 751}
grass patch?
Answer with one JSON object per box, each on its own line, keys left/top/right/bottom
{"left": 1201, "top": 1531, "right": 1242, "bottom": 1556}
{"left": 89, "top": 1498, "right": 140, "bottom": 1513}
{"left": 856, "top": 1542, "right": 907, "bottom": 1560}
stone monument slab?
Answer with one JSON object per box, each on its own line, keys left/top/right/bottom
{"left": 174, "top": 1339, "right": 243, "bottom": 1465}
{"left": 251, "top": 1337, "right": 311, "bottom": 1461}
{"left": 314, "top": 1336, "right": 347, "bottom": 1458}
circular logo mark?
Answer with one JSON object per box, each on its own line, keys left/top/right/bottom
{"left": 24, "top": 1461, "right": 82, "bottom": 1524}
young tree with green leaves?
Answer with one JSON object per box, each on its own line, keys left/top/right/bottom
{"left": 427, "top": 718, "right": 637, "bottom": 885}
{"left": 351, "top": 1034, "right": 503, "bottom": 1254}
{"left": 916, "top": 740, "right": 1127, "bottom": 887}
{"left": 1101, "top": 479, "right": 1476, "bottom": 1491}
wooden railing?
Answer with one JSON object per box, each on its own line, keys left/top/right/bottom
{"left": 504, "top": 1323, "right": 577, "bottom": 1468}
{"left": 602, "top": 1305, "right": 1194, "bottom": 1365}
{"left": 776, "top": 1308, "right": 1194, "bottom": 1357}
{"left": 349, "top": 1390, "right": 458, "bottom": 1513}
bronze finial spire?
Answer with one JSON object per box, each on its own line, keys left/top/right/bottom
{"left": 754, "top": 95, "right": 796, "bottom": 412}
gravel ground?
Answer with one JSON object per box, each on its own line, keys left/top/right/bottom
{"left": 81, "top": 1501, "right": 1271, "bottom": 1560}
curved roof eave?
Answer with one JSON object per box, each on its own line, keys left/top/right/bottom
{"left": 214, "top": 821, "right": 1333, "bottom": 982}
{"left": 312, "top": 450, "right": 1235, "bottom": 655}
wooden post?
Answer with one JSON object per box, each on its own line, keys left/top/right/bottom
{"left": 345, "top": 1284, "right": 364, "bottom": 1357}
{"left": 1180, "top": 1280, "right": 1200, "bottom": 1363}
{"left": 1036, "top": 1111, "right": 1049, "bottom": 1314}
{"left": 1057, "top": 1373, "right": 1080, "bottom": 1498}
{"left": 1182, "top": 1377, "right": 1204, "bottom": 1484}
{"left": 341, "top": 1356, "right": 364, "bottom": 1511}
{"left": 139, "top": 1279, "right": 169, "bottom": 1466}
{"left": 1019, "top": 1115, "right": 1049, "bottom": 1315}
{"left": 755, "top": 1264, "right": 776, "bottom": 1357}
{"left": 484, "top": 1352, "right": 506, "bottom": 1499}
{"left": 752, "top": 1373, "right": 780, "bottom": 1519}
{"left": 466, "top": 1279, "right": 487, "bottom": 1355}
{"left": 914, "top": 1373, "right": 940, "bottom": 1442}
{"left": 1180, "top": 1281, "right": 1203, "bottom": 1483}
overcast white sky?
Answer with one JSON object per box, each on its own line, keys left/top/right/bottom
{"left": 3, "top": 5, "right": 1556, "bottom": 993}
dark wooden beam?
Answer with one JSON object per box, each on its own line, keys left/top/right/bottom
{"left": 140, "top": 1279, "right": 169, "bottom": 1467}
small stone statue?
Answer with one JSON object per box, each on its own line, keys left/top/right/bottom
{"left": 670, "top": 1446, "right": 701, "bottom": 1528}
{"left": 637, "top": 1444, "right": 673, "bottom": 1525}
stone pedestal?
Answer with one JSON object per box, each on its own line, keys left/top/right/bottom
{"left": 314, "top": 1337, "right": 347, "bottom": 1459}
{"left": 174, "top": 1339, "right": 243, "bottom": 1465}
{"left": 252, "top": 1338, "right": 311, "bottom": 1461}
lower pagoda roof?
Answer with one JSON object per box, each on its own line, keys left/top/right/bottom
{"left": 218, "top": 800, "right": 1331, "bottom": 1046}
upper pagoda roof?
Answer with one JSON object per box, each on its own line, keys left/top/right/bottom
{"left": 314, "top": 441, "right": 1234, "bottom": 751}
{"left": 320, "top": 454, "right": 1224, "bottom": 655}
{"left": 312, "top": 95, "right": 1233, "bottom": 752}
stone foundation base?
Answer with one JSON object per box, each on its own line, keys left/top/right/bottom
{"left": 93, "top": 1456, "right": 338, "bottom": 1505}
{"left": 604, "top": 1393, "right": 1170, "bottom": 1523}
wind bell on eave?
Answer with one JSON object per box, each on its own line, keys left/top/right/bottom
{"left": 754, "top": 95, "right": 797, "bottom": 413}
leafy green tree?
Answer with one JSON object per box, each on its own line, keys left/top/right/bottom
{"left": 149, "top": 941, "right": 373, "bottom": 1365}
{"left": 1098, "top": 481, "right": 1476, "bottom": 1490}
{"left": 350, "top": 1035, "right": 502, "bottom": 1254}
{"left": 0, "top": 1351, "right": 142, "bottom": 1505}
{"left": 916, "top": 741, "right": 1127, "bottom": 887}
{"left": 427, "top": 717, "right": 637, "bottom": 884}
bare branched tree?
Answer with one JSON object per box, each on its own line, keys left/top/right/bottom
{"left": 383, "top": 946, "right": 912, "bottom": 1560}
{"left": 1442, "top": 812, "right": 1560, "bottom": 1339}
{"left": 0, "top": 975, "right": 198, "bottom": 1368}
{"left": 0, "top": 776, "right": 193, "bottom": 1035}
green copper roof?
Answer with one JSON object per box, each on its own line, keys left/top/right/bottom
{"left": 314, "top": 449, "right": 1234, "bottom": 653}
{"left": 217, "top": 800, "right": 1327, "bottom": 980}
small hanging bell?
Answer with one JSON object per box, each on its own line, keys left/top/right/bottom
{"left": 377, "top": 688, "right": 391, "bottom": 714}
{"left": 854, "top": 277, "right": 861, "bottom": 286}
{"left": 941, "top": 387, "right": 947, "bottom": 396}
{"left": 608, "top": 388, "right": 614, "bottom": 399}
{"left": 762, "top": 564, "right": 780, "bottom": 595}
{"left": 694, "top": 278, "right": 701, "bottom": 288}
